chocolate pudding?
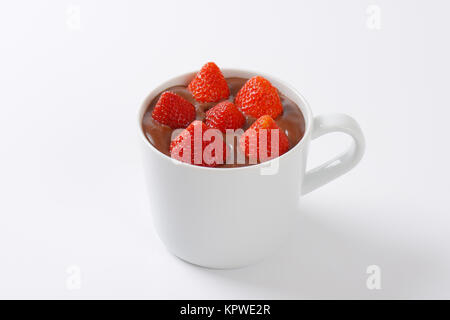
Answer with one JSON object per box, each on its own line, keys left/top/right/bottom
{"left": 142, "top": 77, "right": 305, "bottom": 168}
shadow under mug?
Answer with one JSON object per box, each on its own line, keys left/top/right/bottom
{"left": 139, "top": 69, "right": 365, "bottom": 269}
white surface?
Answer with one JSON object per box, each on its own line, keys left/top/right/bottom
{"left": 0, "top": 0, "right": 449, "bottom": 299}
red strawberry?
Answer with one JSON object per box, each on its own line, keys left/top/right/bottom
{"left": 151, "top": 91, "right": 196, "bottom": 129}
{"left": 170, "top": 120, "right": 227, "bottom": 167}
{"left": 235, "top": 76, "right": 283, "bottom": 119}
{"left": 188, "top": 62, "right": 230, "bottom": 103}
{"left": 205, "top": 101, "right": 245, "bottom": 133}
{"left": 239, "top": 115, "right": 289, "bottom": 162}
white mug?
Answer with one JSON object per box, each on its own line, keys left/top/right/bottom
{"left": 139, "top": 69, "right": 365, "bottom": 269}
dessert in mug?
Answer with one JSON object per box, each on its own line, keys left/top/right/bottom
{"left": 142, "top": 62, "right": 305, "bottom": 167}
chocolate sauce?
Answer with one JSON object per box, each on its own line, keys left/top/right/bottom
{"left": 142, "top": 77, "right": 305, "bottom": 168}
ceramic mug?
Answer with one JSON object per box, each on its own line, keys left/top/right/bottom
{"left": 139, "top": 69, "right": 365, "bottom": 269}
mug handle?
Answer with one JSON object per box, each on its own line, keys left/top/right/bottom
{"left": 302, "top": 114, "right": 366, "bottom": 195}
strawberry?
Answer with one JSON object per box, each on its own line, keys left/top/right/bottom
{"left": 235, "top": 76, "right": 283, "bottom": 119}
{"left": 151, "top": 91, "right": 196, "bottom": 129}
{"left": 239, "top": 115, "right": 289, "bottom": 162}
{"left": 170, "top": 120, "right": 227, "bottom": 167}
{"left": 205, "top": 101, "right": 245, "bottom": 133}
{"left": 188, "top": 62, "right": 230, "bottom": 103}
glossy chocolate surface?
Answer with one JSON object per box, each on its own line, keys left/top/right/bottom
{"left": 142, "top": 77, "right": 305, "bottom": 167}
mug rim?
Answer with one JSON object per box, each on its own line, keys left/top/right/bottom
{"left": 138, "top": 68, "right": 313, "bottom": 171}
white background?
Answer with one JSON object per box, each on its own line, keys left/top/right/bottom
{"left": 1, "top": 0, "right": 449, "bottom": 299}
